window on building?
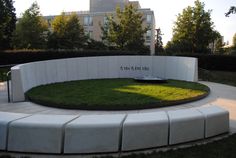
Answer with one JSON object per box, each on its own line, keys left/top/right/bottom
{"left": 84, "top": 16, "right": 93, "bottom": 26}
{"left": 146, "top": 15, "right": 152, "bottom": 23}
{"left": 85, "top": 30, "right": 93, "bottom": 39}
{"left": 146, "top": 30, "right": 151, "bottom": 41}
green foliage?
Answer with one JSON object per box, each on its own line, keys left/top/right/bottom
{"left": 13, "top": 2, "right": 48, "bottom": 49}
{"left": 0, "top": 50, "right": 147, "bottom": 65}
{"left": 101, "top": 4, "right": 147, "bottom": 51}
{"left": 48, "top": 13, "right": 87, "bottom": 49}
{"left": 167, "top": 0, "right": 218, "bottom": 53}
{"left": 85, "top": 39, "right": 108, "bottom": 50}
{"left": 225, "top": 6, "right": 236, "bottom": 17}
{"left": 214, "top": 36, "right": 225, "bottom": 53}
{"left": 155, "top": 28, "right": 164, "bottom": 54}
{"left": 0, "top": 0, "right": 16, "bottom": 50}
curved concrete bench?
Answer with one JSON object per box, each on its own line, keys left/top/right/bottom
{"left": 7, "top": 115, "right": 78, "bottom": 153}
{"left": 0, "top": 105, "right": 229, "bottom": 154}
{"left": 11, "top": 56, "right": 198, "bottom": 102}
{"left": 122, "top": 111, "right": 169, "bottom": 151}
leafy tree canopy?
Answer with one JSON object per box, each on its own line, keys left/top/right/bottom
{"left": 48, "top": 13, "right": 87, "bottom": 49}
{"left": 13, "top": 2, "right": 48, "bottom": 49}
{"left": 233, "top": 33, "right": 236, "bottom": 48}
{"left": 225, "top": 6, "right": 236, "bottom": 17}
{"left": 155, "top": 28, "right": 164, "bottom": 54}
{"left": 101, "top": 4, "right": 147, "bottom": 51}
{"left": 167, "top": 0, "right": 219, "bottom": 53}
{"left": 0, "top": 0, "right": 16, "bottom": 50}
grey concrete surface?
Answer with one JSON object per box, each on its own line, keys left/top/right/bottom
{"left": 122, "top": 111, "right": 169, "bottom": 151}
{"left": 168, "top": 108, "right": 205, "bottom": 145}
{"left": 0, "top": 112, "right": 30, "bottom": 150}
{"left": 8, "top": 114, "right": 78, "bottom": 153}
{"left": 64, "top": 114, "right": 126, "bottom": 153}
{"left": 197, "top": 106, "right": 229, "bottom": 138}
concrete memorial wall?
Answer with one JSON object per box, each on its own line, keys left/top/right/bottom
{"left": 11, "top": 56, "right": 198, "bottom": 102}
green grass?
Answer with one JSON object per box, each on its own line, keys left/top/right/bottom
{"left": 26, "top": 79, "right": 209, "bottom": 110}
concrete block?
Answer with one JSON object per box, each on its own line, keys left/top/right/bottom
{"left": 64, "top": 114, "right": 126, "bottom": 154}
{"left": 117, "top": 56, "right": 131, "bottom": 78}
{"left": 87, "top": 57, "right": 98, "bottom": 79}
{"left": 122, "top": 112, "right": 169, "bottom": 151}
{"left": 152, "top": 56, "right": 166, "bottom": 78}
{"left": 25, "top": 63, "right": 36, "bottom": 90}
{"left": 34, "top": 62, "right": 45, "bottom": 86}
{"left": 128, "top": 56, "right": 141, "bottom": 78}
{"left": 45, "top": 60, "right": 57, "bottom": 84}
{"left": 11, "top": 65, "right": 25, "bottom": 102}
{"left": 19, "top": 65, "right": 28, "bottom": 93}
{"left": 108, "top": 56, "right": 119, "bottom": 79}
{"left": 140, "top": 56, "right": 152, "bottom": 77}
{"left": 56, "top": 59, "right": 67, "bottom": 83}
{"left": 0, "top": 112, "right": 29, "bottom": 150}
{"left": 65, "top": 58, "right": 78, "bottom": 81}
{"left": 77, "top": 58, "right": 88, "bottom": 80}
{"left": 8, "top": 115, "right": 77, "bottom": 153}
{"left": 165, "top": 57, "right": 178, "bottom": 80}
{"left": 97, "top": 57, "right": 109, "bottom": 79}
{"left": 185, "top": 58, "right": 196, "bottom": 82}
{"left": 197, "top": 106, "right": 229, "bottom": 138}
{"left": 168, "top": 109, "right": 204, "bottom": 145}
{"left": 176, "top": 57, "right": 188, "bottom": 81}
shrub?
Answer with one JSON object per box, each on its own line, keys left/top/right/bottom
{"left": 0, "top": 50, "right": 148, "bottom": 65}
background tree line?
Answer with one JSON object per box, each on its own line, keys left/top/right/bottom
{"left": 0, "top": 0, "right": 235, "bottom": 55}
{"left": 0, "top": 1, "right": 149, "bottom": 53}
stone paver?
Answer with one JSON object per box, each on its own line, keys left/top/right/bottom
{"left": 0, "top": 81, "right": 236, "bottom": 133}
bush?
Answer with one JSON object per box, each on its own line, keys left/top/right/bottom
{"left": 177, "top": 54, "right": 236, "bottom": 71}
{"left": 0, "top": 50, "right": 149, "bottom": 65}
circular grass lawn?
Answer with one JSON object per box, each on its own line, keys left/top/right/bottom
{"left": 25, "top": 79, "right": 210, "bottom": 110}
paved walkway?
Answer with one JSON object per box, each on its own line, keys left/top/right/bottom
{"left": 0, "top": 81, "right": 236, "bottom": 133}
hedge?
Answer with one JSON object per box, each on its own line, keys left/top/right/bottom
{"left": 0, "top": 50, "right": 148, "bottom": 66}
{"left": 0, "top": 50, "right": 236, "bottom": 72}
{"left": 177, "top": 54, "right": 236, "bottom": 72}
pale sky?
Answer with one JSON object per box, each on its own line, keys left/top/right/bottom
{"left": 14, "top": 0, "right": 236, "bottom": 46}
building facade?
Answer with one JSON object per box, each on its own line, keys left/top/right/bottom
{"left": 45, "top": 0, "right": 155, "bottom": 55}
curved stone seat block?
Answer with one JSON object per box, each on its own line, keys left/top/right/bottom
{"left": 0, "top": 112, "right": 30, "bottom": 150}
{"left": 168, "top": 109, "right": 204, "bottom": 145}
{"left": 8, "top": 115, "right": 78, "bottom": 153}
{"left": 122, "top": 112, "right": 169, "bottom": 151}
{"left": 64, "top": 114, "right": 126, "bottom": 154}
{"left": 197, "top": 106, "right": 229, "bottom": 138}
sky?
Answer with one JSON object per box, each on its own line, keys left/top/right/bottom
{"left": 14, "top": 0, "right": 236, "bottom": 46}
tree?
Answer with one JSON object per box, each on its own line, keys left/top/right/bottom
{"left": 155, "top": 28, "right": 164, "bottom": 54}
{"left": 101, "top": 4, "right": 147, "bottom": 51}
{"left": 13, "top": 2, "right": 48, "bottom": 49}
{"left": 48, "top": 13, "right": 87, "bottom": 49}
{"left": 225, "top": 6, "right": 236, "bottom": 17}
{"left": 232, "top": 33, "right": 236, "bottom": 48}
{"left": 167, "top": 0, "right": 218, "bottom": 53}
{"left": 0, "top": 0, "right": 16, "bottom": 50}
